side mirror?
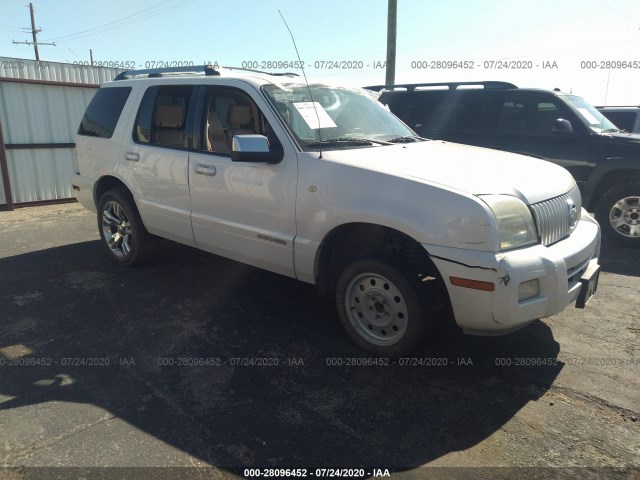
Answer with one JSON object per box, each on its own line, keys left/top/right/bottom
{"left": 552, "top": 118, "right": 573, "bottom": 136}
{"left": 231, "top": 135, "right": 283, "bottom": 164}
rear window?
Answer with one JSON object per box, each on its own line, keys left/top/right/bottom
{"left": 78, "top": 87, "right": 131, "bottom": 138}
{"left": 426, "top": 93, "right": 488, "bottom": 133}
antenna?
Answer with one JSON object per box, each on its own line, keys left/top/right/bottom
{"left": 278, "top": 10, "right": 323, "bottom": 159}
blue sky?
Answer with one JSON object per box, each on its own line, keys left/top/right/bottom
{"left": 2, "top": 0, "right": 640, "bottom": 104}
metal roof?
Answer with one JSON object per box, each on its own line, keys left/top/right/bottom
{"left": 0, "top": 56, "right": 123, "bottom": 85}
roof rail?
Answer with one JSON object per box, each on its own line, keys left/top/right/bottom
{"left": 222, "top": 66, "right": 299, "bottom": 77}
{"left": 366, "top": 81, "right": 517, "bottom": 92}
{"left": 595, "top": 105, "right": 640, "bottom": 109}
{"left": 114, "top": 64, "right": 220, "bottom": 80}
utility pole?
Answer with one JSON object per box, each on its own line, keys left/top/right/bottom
{"left": 385, "top": 0, "right": 397, "bottom": 86}
{"left": 12, "top": 3, "right": 55, "bottom": 61}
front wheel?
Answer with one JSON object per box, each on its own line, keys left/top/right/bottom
{"left": 97, "top": 189, "right": 159, "bottom": 266}
{"left": 595, "top": 181, "right": 640, "bottom": 249}
{"left": 335, "top": 258, "right": 430, "bottom": 357}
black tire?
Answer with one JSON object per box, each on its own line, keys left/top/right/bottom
{"left": 97, "top": 188, "right": 159, "bottom": 266}
{"left": 335, "top": 258, "right": 430, "bottom": 357}
{"left": 594, "top": 181, "right": 640, "bottom": 249}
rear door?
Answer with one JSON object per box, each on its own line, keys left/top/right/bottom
{"left": 118, "top": 84, "right": 196, "bottom": 246}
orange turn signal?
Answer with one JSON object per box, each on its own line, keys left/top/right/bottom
{"left": 449, "top": 276, "right": 495, "bottom": 292}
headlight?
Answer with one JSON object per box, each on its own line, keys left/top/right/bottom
{"left": 481, "top": 195, "right": 538, "bottom": 250}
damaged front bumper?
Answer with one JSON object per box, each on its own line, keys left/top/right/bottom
{"left": 425, "top": 212, "right": 601, "bottom": 334}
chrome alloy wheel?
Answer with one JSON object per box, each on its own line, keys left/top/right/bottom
{"left": 344, "top": 272, "right": 409, "bottom": 346}
{"left": 609, "top": 195, "right": 640, "bottom": 238}
{"left": 101, "top": 201, "right": 132, "bottom": 257}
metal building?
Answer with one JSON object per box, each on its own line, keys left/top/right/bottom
{"left": 0, "top": 57, "right": 123, "bottom": 210}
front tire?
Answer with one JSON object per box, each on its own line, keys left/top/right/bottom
{"left": 595, "top": 181, "right": 640, "bottom": 249}
{"left": 335, "top": 258, "right": 430, "bottom": 357}
{"left": 97, "top": 189, "right": 158, "bottom": 266}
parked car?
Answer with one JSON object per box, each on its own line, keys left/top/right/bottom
{"left": 369, "top": 81, "right": 640, "bottom": 249}
{"left": 596, "top": 106, "right": 640, "bottom": 133}
{"left": 73, "top": 67, "right": 600, "bottom": 356}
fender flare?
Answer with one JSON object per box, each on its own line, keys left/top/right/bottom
{"left": 582, "top": 157, "right": 640, "bottom": 209}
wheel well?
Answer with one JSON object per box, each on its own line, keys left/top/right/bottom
{"left": 588, "top": 169, "right": 640, "bottom": 210}
{"left": 94, "top": 176, "right": 131, "bottom": 207}
{"left": 314, "top": 223, "right": 450, "bottom": 308}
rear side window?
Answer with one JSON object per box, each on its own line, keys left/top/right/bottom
{"left": 384, "top": 92, "right": 447, "bottom": 131}
{"left": 494, "top": 94, "right": 565, "bottom": 135}
{"left": 379, "top": 92, "right": 417, "bottom": 121}
{"left": 601, "top": 111, "right": 636, "bottom": 132}
{"left": 134, "top": 85, "right": 194, "bottom": 148}
{"left": 78, "top": 87, "right": 131, "bottom": 138}
{"left": 426, "top": 93, "right": 488, "bottom": 133}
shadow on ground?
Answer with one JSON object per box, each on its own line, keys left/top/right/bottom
{"left": 598, "top": 238, "right": 640, "bottom": 276}
{"left": 0, "top": 240, "right": 566, "bottom": 475}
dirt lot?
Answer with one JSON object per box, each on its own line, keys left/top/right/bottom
{"left": 0, "top": 203, "right": 638, "bottom": 480}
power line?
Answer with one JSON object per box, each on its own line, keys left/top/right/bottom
{"left": 46, "top": 0, "right": 178, "bottom": 41}
{"left": 11, "top": 3, "right": 55, "bottom": 61}
{"left": 44, "top": 0, "right": 196, "bottom": 43}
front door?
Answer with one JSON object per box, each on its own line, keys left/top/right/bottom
{"left": 485, "top": 92, "right": 592, "bottom": 186}
{"left": 188, "top": 84, "right": 298, "bottom": 277}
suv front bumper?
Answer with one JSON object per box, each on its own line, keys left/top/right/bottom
{"left": 426, "top": 212, "right": 601, "bottom": 334}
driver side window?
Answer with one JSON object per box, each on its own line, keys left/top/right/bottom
{"left": 201, "top": 87, "right": 279, "bottom": 155}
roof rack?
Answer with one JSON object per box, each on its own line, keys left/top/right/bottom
{"left": 222, "top": 66, "right": 299, "bottom": 77}
{"left": 113, "top": 64, "right": 300, "bottom": 81}
{"left": 114, "top": 64, "right": 220, "bottom": 80}
{"left": 366, "top": 81, "right": 517, "bottom": 92}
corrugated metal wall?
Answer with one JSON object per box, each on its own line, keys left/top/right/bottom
{"left": 0, "top": 57, "right": 124, "bottom": 207}
{"left": 0, "top": 56, "right": 121, "bottom": 87}
{"left": 0, "top": 81, "right": 96, "bottom": 143}
{"left": 6, "top": 148, "right": 76, "bottom": 203}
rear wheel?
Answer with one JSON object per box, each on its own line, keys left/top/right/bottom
{"left": 335, "top": 258, "right": 430, "bottom": 357}
{"left": 97, "top": 189, "right": 159, "bottom": 265}
{"left": 595, "top": 181, "right": 640, "bottom": 249}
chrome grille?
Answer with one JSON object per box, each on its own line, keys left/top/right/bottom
{"left": 530, "top": 185, "right": 582, "bottom": 246}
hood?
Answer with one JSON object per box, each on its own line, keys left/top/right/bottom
{"left": 603, "top": 131, "right": 640, "bottom": 144}
{"left": 321, "top": 140, "right": 576, "bottom": 205}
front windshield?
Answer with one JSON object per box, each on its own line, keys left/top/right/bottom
{"left": 563, "top": 95, "right": 619, "bottom": 133}
{"left": 263, "top": 83, "right": 417, "bottom": 149}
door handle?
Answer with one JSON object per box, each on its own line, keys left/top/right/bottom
{"left": 124, "top": 152, "right": 140, "bottom": 162}
{"left": 489, "top": 144, "right": 504, "bottom": 150}
{"left": 195, "top": 164, "right": 216, "bottom": 176}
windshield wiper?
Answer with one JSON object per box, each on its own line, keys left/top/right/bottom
{"left": 601, "top": 128, "right": 621, "bottom": 133}
{"left": 306, "top": 137, "right": 392, "bottom": 147}
{"left": 387, "top": 135, "right": 427, "bottom": 143}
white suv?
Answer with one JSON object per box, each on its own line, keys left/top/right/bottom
{"left": 73, "top": 65, "right": 601, "bottom": 357}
